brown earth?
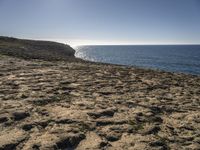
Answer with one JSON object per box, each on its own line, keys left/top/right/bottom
{"left": 0, "top": 54, "right": 199, "bottom": 150}
{"left": 0, "top": 37, "right": 200, "bottom": 150}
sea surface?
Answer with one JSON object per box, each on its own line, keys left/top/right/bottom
{"left": 75, "top": 45, "right": 200, "bottom": 75}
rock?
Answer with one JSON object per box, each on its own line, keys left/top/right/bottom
{"left": 87, "top": 108, "right": 116, "bottom": 119}
{"left": 96, "top": 120, "right": 115, "bottom": 126}
{"left": 55, "top": 118, "right": 77, "bottom": 124}
{"left": 148, "top": 116, "right": 163, "bottom": 123}
{"left": 99, "top": 91, "right": 113, "bottom": 95}
{"left": 17, "top": 93, "right": 29, "bottom": 99}
{"left": 32, "top": 143, "right": 41, "bottom": 150}
{"left": 60, "top": 86, "right": 75, "bottom": 91}
{"left": 106, "top": 133, "right": 121, "bottom": 142}
{"left": 55, "top": 133, "right": 85, "bottom": 149}
{"left": 137, "top": 112, "right": 144, "bottom": 116}
{"left": 96, "top": 119, "right": 127, "bottom": 126}
{"left": 143, "top": 126, "right": 161, "bottom": 135}
{"left": 0, "top": 115, "right": 8, "bottom": 123}
{"left": 12, "top": 111, "right": 30, "bottom": 121}
{"left": 135, "top": 116, "right": 146, "bottom": 123}
{"left": 0, "top": 129, "right": 27, "bottom": 150}
{"left": 149, "top": 140, "right": 168, "bottom": 149}
{"left": 0, "top": 143, "right": 16, "bottom": 150}
{"left": 150, "top": 106, "right": 163, "bottom": 114}
{"left": 114, "top": 100, "right": 123, "bottom": 104}
{"left": 99, "top": 140, "right": 110, "bottom": 148}
{"left": 126, "top": 101, "right": 136, "bottom": 108}
{"left": 127, "top": 126, "right": 134, "bottom": 133}
{"left": 0, "top": 36, "right": 75, "bottom": 61}
{"left": 164, "top": 93, "right": 173, "bottom": 100}
{"left": 0, "top": 45, "right": 200, "bottom": 149}
{"left": 36, "top": 119, "right": 51, "bottom": 128}
{"left": 60, "top": 81, "right": 71, "bottom": 85}
{"left": 22, "top": 123, "right": 34, "bottom": 131}
{"left": 32, "top": 98, "right": 56, "bottom": 106}
{"left": 76, "top": 132, "right": 107, "bottom": 149}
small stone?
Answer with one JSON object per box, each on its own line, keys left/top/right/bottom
{"left": 12, "top": 111, "right": 30, "bottom": 121}
{"left": 18, "top": 93, "right": 28, "bottom": 99}
{"left": 106, "top": 133, "right": 121, "bottom": 142}
{"left": 149, "top": 140, "right": 168, "bottom": 149}
{"left": 22, "top": 124, "right": 33, "bottom": 131}
{"left": 0, "top": 116, "right": 8, "bottom": 123}
{"left": 32, "top": 143, "right": 41, "bottom": 149}
{"left": 99, "top": 140, "right": 109, "bottom": 148}
{"left": 56, "top": 133, "right": 85, "bottom": 149}
{"left": 150, "top": 106, "right": 163, "bottom": 114}
{"left": 87, "top": 108, "right": 116, "bottom": 119}
{"left": 149, "top": 116, "right": 163, "bottom": 123}
{"left": 127, "top": 126, "right": 134, "bottom": 133}
{"left": 143, "top": 126, "right": 161, "bottom": 135}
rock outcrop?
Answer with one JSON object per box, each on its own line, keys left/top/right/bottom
{"left": 0, "top": 36, "right": 76, "bottom": 61}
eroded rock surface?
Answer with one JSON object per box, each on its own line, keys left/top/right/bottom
{"left": 0, "top": 55, "right": 200, "bottom": 149}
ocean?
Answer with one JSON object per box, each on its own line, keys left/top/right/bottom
{"left": 75, "top": 45, "right": 200, "bottom": 75}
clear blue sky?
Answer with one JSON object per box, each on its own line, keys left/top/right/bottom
{"left": 0, "top": 0, "right": 200, "bottom": 46}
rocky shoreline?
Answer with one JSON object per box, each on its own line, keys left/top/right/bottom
{"left": 0, "top": 37, "right": 200, "bottom": 149}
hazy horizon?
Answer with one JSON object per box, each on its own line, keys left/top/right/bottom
{"left": 0, "top": 0, "right": 200, "bottom": 46}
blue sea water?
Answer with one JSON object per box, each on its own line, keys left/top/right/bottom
{"left": 75, "top": 45, "right": 200, "bottom": 75}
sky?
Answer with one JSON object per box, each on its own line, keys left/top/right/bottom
{"left": 0, "top": 0, "right": 200, "bottom": 46}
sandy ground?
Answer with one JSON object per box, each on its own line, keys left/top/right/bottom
{"left": 0, "top": 54, "right": 200, "bottom": 150}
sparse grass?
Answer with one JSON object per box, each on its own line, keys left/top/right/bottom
{"left": 0, "top": 41, "right": 23, "bottom": 48}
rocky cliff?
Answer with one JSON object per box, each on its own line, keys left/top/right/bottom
{"left": 0, "top": 36, "right": 75, "bottom": 61}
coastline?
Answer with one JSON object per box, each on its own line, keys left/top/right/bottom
{"left": 0, "top": 38, "right": 200, "bottom": 149}
{"left": 75, "top": 45, "right": 200, "bottom": 76}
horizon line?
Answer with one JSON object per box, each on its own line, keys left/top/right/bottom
{"left": 1, "top": 35, "right": 200, "bottom": 47}
{"left": 74, "top": 43, "right": 200, "bottom": 47}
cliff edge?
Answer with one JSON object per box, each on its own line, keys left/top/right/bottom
{"left": 0, "top": 36, "right": 75, "bottom": 61}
